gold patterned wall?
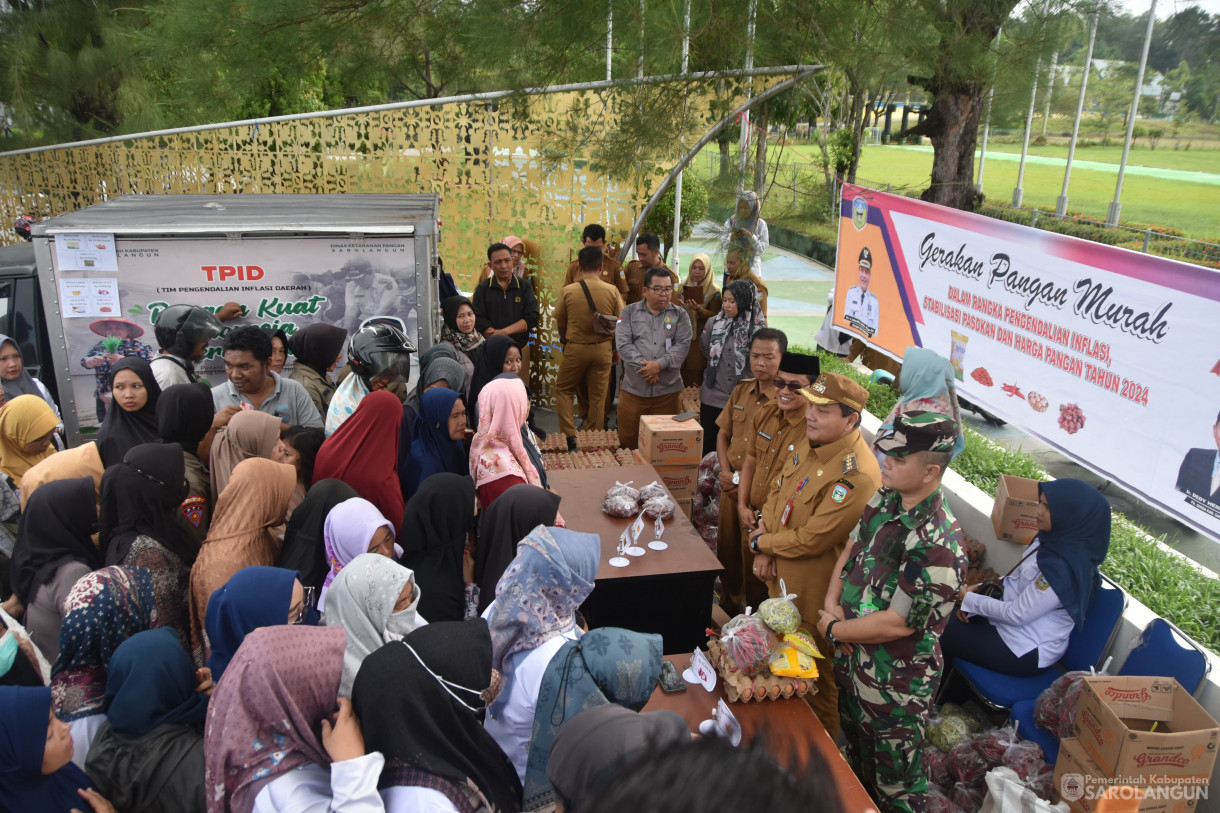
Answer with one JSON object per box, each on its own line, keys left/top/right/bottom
{"left": 0, "top": 82, "right": 764, "bottom": 400}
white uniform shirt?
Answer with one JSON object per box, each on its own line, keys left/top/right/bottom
{"left": 68, "top": 713, "right": 105, "bottom": 770}
{"left": 252, "top": 752, "right": 386, "bottom": 812}
{"left": 382, "top": 786, "right": 460, "bottom": 812}
{"left": 843, "top": 286, "right": 880, "bottom": 336}
{"left": 960, "top": 540, "right": 1074, "bottom": 668}
{"left": 151, "top": 354, "right": 193, "bottom": 391}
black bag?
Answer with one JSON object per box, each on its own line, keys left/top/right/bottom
{"left": 579, "top": 280, "right": 619, "bottom": 336}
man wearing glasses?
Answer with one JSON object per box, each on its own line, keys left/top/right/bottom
{"left": 614, "top": 267, "right": 692, "bottom": 449}
{"left": 745, "top": 372, "right": 882, "bottom": 738}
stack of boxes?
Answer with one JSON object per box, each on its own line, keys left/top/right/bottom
{"left": 1053, "top": 676, "right": 1218, "bottom": 813}
{"left": 638, "top": 415, "right": 703, "bottom": 519}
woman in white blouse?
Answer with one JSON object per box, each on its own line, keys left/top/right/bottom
{"left": 942, "top": 478, "right": 1111, "bottom": 676}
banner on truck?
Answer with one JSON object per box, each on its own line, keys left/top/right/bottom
{"left": 833, "top": 184, "right": 1220, "bottom": 542}
{"left": 52, "top": 236, "right": 417, "bottom": 428}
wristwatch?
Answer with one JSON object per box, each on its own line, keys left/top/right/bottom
{"left": 749, "top": 533, "right": 761, "bottom": 553}
{"left": 825, "top": 620, "right": 840, "bottom": 647}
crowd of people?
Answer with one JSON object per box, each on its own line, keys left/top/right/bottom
{"left": 0, "top": 207, "right": 1115, "bottom": 813}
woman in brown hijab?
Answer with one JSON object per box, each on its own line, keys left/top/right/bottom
{"left": 208, "top": 410, "right": 282, "bottom": 503}
{"left": 188, "top": 457, "right": 297, "bottom": 665}
{"left": 18, "top": 441, "right": 104, "bottom": 512}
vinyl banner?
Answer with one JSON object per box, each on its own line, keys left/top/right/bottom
{"left": 833, "top": 184, "right": 1220, "bottom": 542}
{"left": 52, "top": 236, "right": 417, "bottom": 428}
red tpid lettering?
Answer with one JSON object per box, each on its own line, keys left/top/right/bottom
{"left": 201, "top": 265, "right": 266, "bottom": 282}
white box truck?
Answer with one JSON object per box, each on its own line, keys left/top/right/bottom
{"left": 28, "top": 193, "right": 441, "bottom": 443}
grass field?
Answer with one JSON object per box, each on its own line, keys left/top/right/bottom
{"left": 754, "top": 141, "right": 1220, "bottom": 240}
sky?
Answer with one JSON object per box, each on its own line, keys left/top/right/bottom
{"left": 1113, "top": 0, "right": 1220, "bottom": 17}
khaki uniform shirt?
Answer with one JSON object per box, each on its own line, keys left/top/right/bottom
{"left": 716, "top": 379, "right": 773, "bottom": 474}
{"left": 756, "top": 429, "right": 881, "bottom": 638}
{"left": 563, "top": 254, "right": 628, "bottom": 296}
{"left": 555, "top": 278, "right": 625, "bottom": 345}
{"left": 746, "top": 404, "right": 809, "bottom": 511}
{"left": 623, "top": 261, "right": 680, "bottom": 305}
{"left": 614, "top": 301, "right": 691, "bottom": 398}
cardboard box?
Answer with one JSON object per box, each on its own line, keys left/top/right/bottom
{"left": 1054, "top": 738, "right": 1200, "bottom": 813}
{"left": 991, "top": 474, "right": 1040, "bottom": 543}
{"left": 653, "top": 463, "right": 697, "bottom": 500}
{"left": 639, "top": 415, "right": 704, "bottom": 465}
{"left": 1075, "top": 676, "right": 1219, "bottom": 782}
{"left": 677, "top": 497, "right": 692, "bottom": 519}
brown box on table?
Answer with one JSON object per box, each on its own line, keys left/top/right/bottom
{"left": 653, "top": 463, "right": 697, "bottom": 501}
{"left": 991, "top": 474, "right": 1041, "bottom": 543}
{"left": 639, "top": 415, "right": 703, "bottom": 465}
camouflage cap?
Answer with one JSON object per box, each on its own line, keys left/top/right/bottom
{"left": 874, "top": 410, "right": 959, "bottom": 457}
{"left": 798, "top": 372, "right": 868, "bottom": 412}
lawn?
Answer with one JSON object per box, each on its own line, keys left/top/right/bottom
{"left": 770, "top": 142, "right": 1220, "bottom": 240}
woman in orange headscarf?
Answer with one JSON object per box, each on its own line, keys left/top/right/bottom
{"left": 0, "top": 395, "right": 59, "bottom": 488}
{"left": 187, "top": 457, "right": 297, "bottom": 664}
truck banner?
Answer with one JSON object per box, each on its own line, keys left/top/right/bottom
{"left": 52, "top": 236, "right": 417, "bottom": 427}
{"left": 832, "top": 183, "right": 1220, "bottom": 542}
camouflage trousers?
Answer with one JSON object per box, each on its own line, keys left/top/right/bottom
{"left": 834, "top": 659, "right": 937, "bottom": 813}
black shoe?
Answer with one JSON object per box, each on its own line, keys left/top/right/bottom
{"left": 566, "top": 435, "right": 578, "bottom": 452}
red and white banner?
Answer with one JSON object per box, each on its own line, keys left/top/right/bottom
{"left": 833, "top": 184, "right": 1220, "bottom": 542}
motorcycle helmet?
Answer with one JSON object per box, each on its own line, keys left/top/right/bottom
{"left": 154, "top": 305, "right": 224, "bottom": 361}
{"left": 348, "top": 321, "right": 414, "bottom": 386}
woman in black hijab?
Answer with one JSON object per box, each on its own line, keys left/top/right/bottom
{"left": 156, "top": 382, "right": 215, "bottom": 533}
{"left": 276, "top": 478, "right": 359, "bottom": 595}
{"left": 98, "top": 443, "right": 202, "bottom": 645}
{"left": 399, "top": 473, "right": 475, "bottom": 623}
{"left": 7, "top": 477, "right": 100, "bottom": 660}
{"left": 287, "top": 324, "right": 348, "bottom": 419}
{"left": 352, "top": 621, "right": 522, "bottom": 812}
{"left": 96, "top": 357, "right": 162, "bottom": 467}
{"left": 475, "top": 484, "right": 561, "bottom": 614}
{"left": 467, "top": 335, "right": 515, "bottom": 429}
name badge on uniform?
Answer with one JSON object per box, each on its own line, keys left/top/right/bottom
{"left": 781, "top": 499, "right": 794, "bottom": 526}
{"left": 758, "top": 431, "right": 772, "bottom": 440}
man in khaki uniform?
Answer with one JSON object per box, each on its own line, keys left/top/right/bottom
{"left": 623, "top": 232, "right": 679, "bottom": 306}
{"left": 738, "top": 352, "right": 821, "bottom": 545}
{"left": 714, "top": 327, "right": 787, "bottom": 614}
{"left": 746, "top": 372, "right": 882, "bottom": 737}
{"left": 561, "top": 223, "right": 629, "bottom": 295}
{"left": 555, "top": 246, "right": 625, "bottom": 451}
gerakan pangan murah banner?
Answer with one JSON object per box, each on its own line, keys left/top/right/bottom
{"left": 832, "top": 183, "right": 1220, "bottom": 543}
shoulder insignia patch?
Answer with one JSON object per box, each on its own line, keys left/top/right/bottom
{"left": 1035, "top": 575, "right": 1051, "bottom": 591}
{"left": 831, "top": 484, "right": 849, "bottom": 503}
{"left": 842, "top": 452, "right": 858, "bottom": 475}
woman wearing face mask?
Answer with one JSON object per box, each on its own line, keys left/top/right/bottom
{"left": 95, "top": 357, "right": 162, "bottom": 468}
{"left": 352, "top": 621, "right": 523, "bottom": 813}
{"left": 679, "top": 253, "right": 721, "bottom": 388}
{"left": 204, "top": 566, "right": 308, "bottom": 686}
{"left": 318, "top": 497, "right": 402, "bottom": 609}
{"left": 322, "top": 553, "right": 422, "bottom": 697}
{"left": 0, "top": 685, "right": 115, "bottom": 813}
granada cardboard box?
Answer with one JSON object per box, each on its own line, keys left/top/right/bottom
{"left": 677, "top": 497, "right": 692, "bottom": 520}
{"left": 1075, "top": 676, "right": 1219, "bottom": 782}
{"left": 991, "top": 474, "right": 1040, "bottom": 543}
{"left": 1054, "top": 738, "right": 1200, "bottom": 813}
{"left": 639, "top": 415, "right": 703, "bottom": 465}
{"left": 653, "top": 464, "right": 697, "bottom": 500}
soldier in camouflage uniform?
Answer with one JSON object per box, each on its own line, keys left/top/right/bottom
{"left": 816, "top": 411, "right": 968, "bottom": 813}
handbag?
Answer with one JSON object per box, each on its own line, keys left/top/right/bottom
{"left": 579, "top": 280, "right": 619, "bottom": 336}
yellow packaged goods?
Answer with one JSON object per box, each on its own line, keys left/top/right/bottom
{"left": 757, "top": 579, "right": 801, "bottom": 635}
{"left": 769, "top": 646, "right": 817, "bottom": 679}
{"left": 783, "top": 630, "right": 824, "bottom": 659}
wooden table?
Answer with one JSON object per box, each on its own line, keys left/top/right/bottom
{"left": 644, "top": 654, "right": 876, "bottom": 812}
{"left": 548, "top": 463, "right": 723, "bottom": 654}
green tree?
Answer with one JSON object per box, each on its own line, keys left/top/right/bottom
{"left": 642, "top": 174, "right": 710, "bottom": 263}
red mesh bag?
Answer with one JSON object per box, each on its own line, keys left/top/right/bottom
{"left": 1033, "top": 670, "right": 1089, "bottom": 737}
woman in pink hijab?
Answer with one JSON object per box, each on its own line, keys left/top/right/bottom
{"left": 483, "top": 235, "right": 529, "bottom": 280}
{"left": 470, "top": 377, "right": 543, "bottom": 510}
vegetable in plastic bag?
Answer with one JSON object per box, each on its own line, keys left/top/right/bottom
{"left": 1001, "top": 740, "right": 1046, "bottom": 782}
{"left": 927, "top": 785, "right": 958, "bottom": 813}
{"left": 972, "top": 725, "right": 1018, "bottom": 769}
{"left": 719, "top": 611, "right": 778, "bottom": 676}
{"left": 639, "top": 480, "right": 668, "bottom": 501}
{"left": 642, "top": 496, "right": 676, "bottom": 520}
{"left": 603, "top": 493, "right": 640, "bottom": 518}
{"left": 927, "top": 703, "right": 982, "bottom": 753}
{"left": 1032, "top": 670, "right": 1089, "bottom": 737}
{"left": 947, "top": 741, "right": 987, "bottom": 788}
{"left": 758, "top": 579, "right": 801, "bottom": 634}
{"left": 606, "top": 480, "right": 641, "bottom": 502}
{"left": 925, "top": 743, "right": 950, "bottom": 788}
{"left": 951, "top": 782, "right": 985, "bottom": 813}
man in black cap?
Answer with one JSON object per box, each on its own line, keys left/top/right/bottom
{"left": 737, "top": 351, "right": 820, "bottom": 599}
{"left": 844, "top": 246, "right": 880, "bottom": 338}
{"left": 745, "top": 371, "right": 882, "bottom": 737}
{"left": 819, "top": 410, "right": 966, "bottom": 813}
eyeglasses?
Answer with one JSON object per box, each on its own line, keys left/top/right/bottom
{"left": 646, "top": 286, "right": 673, "bottom": 294}
{"left": 772, "top": 378, "right": 807, "bottom": 391}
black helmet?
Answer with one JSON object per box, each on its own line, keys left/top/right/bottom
{"left": 13, "top": 216, "right": 35, "bottom": 242}
{"left": 348, "top": 322, "right": 414, "bottom": 385}
{"left": 154, "top": 305, "right": 224, "bottom": 360}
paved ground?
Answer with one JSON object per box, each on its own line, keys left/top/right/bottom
{"left": 538, "top": 221, "right": 1220, "bottom": 571}
{"left": 890, "top": 144, "right": 1220, "bottom": 186}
